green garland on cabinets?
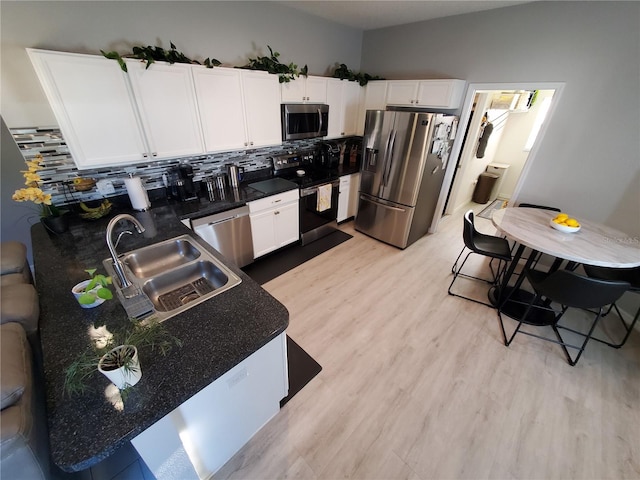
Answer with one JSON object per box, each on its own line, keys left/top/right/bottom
{"left": 331, "top": 63, "right": 385, "bottom": 86}
{"left": 239, "top": 45, "right": 307, "bottom": 83}
{"left": 100, "top": 42, "right": 384, "bottom": 86}
{"left": 101, "top": 41, "right": 220, "bottom": 72}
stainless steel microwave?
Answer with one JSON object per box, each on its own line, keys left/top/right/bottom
{"left": 281, "top": 103, "right": 329, "bottom": 141}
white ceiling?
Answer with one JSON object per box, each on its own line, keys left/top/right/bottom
{"left": 276, "top": 1, "right": 535, "bottom": 31}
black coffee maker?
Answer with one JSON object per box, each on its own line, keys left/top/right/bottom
{"left": 167, "top": 163, "right": 198, "bottom": 201}
{"left": 316, "top": 141, "right": 340, "bottom": 169}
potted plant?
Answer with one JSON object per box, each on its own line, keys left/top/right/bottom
{"left": 12, "top": 153, "right": 68, "bottom": 233}
{"left": 64, "top": 318, "right": 182, "bottom": 396}
{"left": 98, "top": 345, "right": 142, "bottom": 390}
{"left": 72, "top": 268, "right": 113, "bottom": 308}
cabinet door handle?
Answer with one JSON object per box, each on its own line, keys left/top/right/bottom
{"left": 152, "top": 152, "right": 158, "bottom": 157}
{"left": 273, "top": 199, "right": 282, "bottom": 203}
{"left": 143, "top": 153, "right": 148, "bottom": 158}
{"left": 274, "top": 211, "right": 280, "bottom": 215}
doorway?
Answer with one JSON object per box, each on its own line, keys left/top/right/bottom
{"left": 433, "top": 82, "right": 565, "bottom": 227}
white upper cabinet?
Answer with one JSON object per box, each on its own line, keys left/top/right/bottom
{"left": 125, "top": 60, "right": 205, "bottom": 159}
{"left": 181, "top": 67, "right": 282, "bottom": 152}
{"left": 416, "top": 80, "right": 466, "bottom": 108}
{"left": 27, "top": 49, "right": 149, "bottom": 169}
{"left": 240, "top": 71, "right": 282, "bottom": 148}
{"left": 386, "top": 81, "right": 418, "bottom": 106}
{"left": 386, "top": 79, "right": 466, "bottom": 108}
{"left": 357, "top": 81, "right": 388, "bottom": 135}
{"left": 281, "top": 75, "right": 327, "bottom": 103}
{"left": 193, "top": 67, "right": 249, "bottom": 152}
{"left": 326, "top": 79, "right": 362, "bottom": 138}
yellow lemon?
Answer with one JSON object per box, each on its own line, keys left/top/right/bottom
{"left": 566, "top": 218, "right": 579, "bottom": 227}
{"left": 552, "top": 218, "right": 563, "bottom": 224}
{"left": 555, "top": 213, "right": 569, "bottom": 221}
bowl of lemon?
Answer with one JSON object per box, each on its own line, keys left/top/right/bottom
{"left": 550, "top": 213, "right": 581, "bottom": 233}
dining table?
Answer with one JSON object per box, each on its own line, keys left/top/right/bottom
{"left": 489, "top": 207, "right": 640, "bottom": 320}
{"left": 492, "top": 207, "right": 640, "bottom": 269}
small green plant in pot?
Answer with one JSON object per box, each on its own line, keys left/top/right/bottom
{"left": 64, "top": 317, "right": 182, "bottom": 396}
{"left": 72, "top": 268, "right": 113, "bottom": 308}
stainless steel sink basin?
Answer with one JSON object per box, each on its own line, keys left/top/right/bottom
{"left": 122, "top": 238, "right": 201, "bottom": 279}
{"left": 103, "top": 234, "right": 242, "bottom": 322}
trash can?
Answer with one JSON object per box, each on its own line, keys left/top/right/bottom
{"left": 473, "top": 172, "right": 499, "bottom": 204}
{"left": 486, "top": 163, "right": 510, "bottom": 202}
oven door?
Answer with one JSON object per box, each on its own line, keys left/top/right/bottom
{"left": 281, "top": 104, "right": 329, "bottom": 141}
{"left": 299, "top": 180, "right": 339, "bottom": 245}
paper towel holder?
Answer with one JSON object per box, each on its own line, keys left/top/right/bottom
{"left": 124, "top": 173, "right": 151, "bottom": 211}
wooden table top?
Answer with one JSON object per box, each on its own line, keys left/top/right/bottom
{"left": 492, "top": 207, "right": 640, "bottom": 268}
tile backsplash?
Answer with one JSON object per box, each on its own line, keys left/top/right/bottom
{"left": 10, "top": 127, "right": 330, "bottom": 207}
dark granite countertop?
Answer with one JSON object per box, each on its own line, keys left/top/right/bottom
{"left": 160, "top": 179, "right": 297, "bottom": 221}
{"left": 32, "top": 201, "right": 289, "bottom": 472}
{"left": 164, "top": 166, "right": 359, "bottom": 222}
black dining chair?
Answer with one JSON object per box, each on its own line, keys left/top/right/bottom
{"left": 581, "top": 264, "right": 640, "bottom": 348}
{"left": 512, "top": 203, "right": 562, "bottom": 268}
{"left": 448, "top": 210, "right": 512, "bottom": 307}
{"left": 498, "top": 269, "right": 630, "bottom": 366}
{"left": 518, "top": 203, "right": 561, "bottom": 212}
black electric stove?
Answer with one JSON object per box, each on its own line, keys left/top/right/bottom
{"left": 271, "top": 150, "right": 338, "bottom": 188}
{"left": 270, "top": 149, "right": 341, "bottom": 245}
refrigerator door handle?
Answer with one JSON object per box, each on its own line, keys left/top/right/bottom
{"left": 359, "top": 194, "right": 406, "bottom": 212}
{"left": 383, "top": 130, "right": 397, "bottom": 186}
{"left": 431, "top": 165, "right": 439, "bottom": 175}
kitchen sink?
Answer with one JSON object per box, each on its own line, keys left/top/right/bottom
{"left": 122, "top": 237, "right": 201, "bottom": 279}
{"left": 103, "top": 234, "right": 242, "bottom": 322}
{"left": 142, "top": 260, "right": 232, "bottom": 312}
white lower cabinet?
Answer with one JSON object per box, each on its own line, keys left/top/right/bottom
{"left": 131, "top": 333, "right": 288, "bottom": 479}
{"left": 248, "top": 190, "right": 299, "bottom": 258}
{"left": 337, "top": 173, "right": 361, "bottom": 222}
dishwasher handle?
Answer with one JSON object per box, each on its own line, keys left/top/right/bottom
{"left": 203, "top": 212, "right": 247, "bottom": 227}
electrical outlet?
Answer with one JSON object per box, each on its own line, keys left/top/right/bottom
{"left": 96, "top": 179, "right": 116, "bottom": 195}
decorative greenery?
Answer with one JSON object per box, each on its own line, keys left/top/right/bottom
{"left": 331, "top": 63, "right": 385, "bottom": 86}
{"left": 99, "top": 42, "right": 379, "bottom": 88}
{"left": 63, "top": 317, "right": 182, "bottom": 397}
{"left": 240, "top": 45, "right": 306, "bottom": 83}
{"left": 12, "top": 154, "right": 64, "bottom": 218}
{"left": 77, "top": 268, "right": 113, "bottom": 305}
{"left": 101, "top": 41, "right": 221, "bottom": 72}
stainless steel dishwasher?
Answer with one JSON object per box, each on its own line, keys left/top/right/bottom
{"left": 192, "top": 206, "right": 254, "bottom": 268}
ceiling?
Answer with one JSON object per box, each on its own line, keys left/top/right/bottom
{"left": 276, "top": 1, "right": 535, "bottom": 31}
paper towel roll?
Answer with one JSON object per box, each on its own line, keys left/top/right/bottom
{"left": 124, "top": 176, "right": 150, "bottom": 211}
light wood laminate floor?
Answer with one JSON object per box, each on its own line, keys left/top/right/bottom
{"left": 215, "top": 206, "right": 640, "bottom": 480}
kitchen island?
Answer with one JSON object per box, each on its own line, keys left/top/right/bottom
{"left": 31, "top": 201, "right": 289, "bottom": 474}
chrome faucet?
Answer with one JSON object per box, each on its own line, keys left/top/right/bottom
{"left": 106, "top": 214, "right": 145, "bottom": 289}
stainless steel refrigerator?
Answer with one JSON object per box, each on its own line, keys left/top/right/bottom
{"left": 355, "top": 110, "right": 459, "bottom": 248}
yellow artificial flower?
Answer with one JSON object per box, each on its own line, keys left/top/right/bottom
{"left": 23, "top": 171, "right": 41, "bottom": 185}
{"left": 13, "top": 154, "right": 55, "bottom": 213}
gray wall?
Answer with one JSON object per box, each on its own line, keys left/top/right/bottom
{"left": 362, "top": 1, "right": 640, "bottom": 236}
{"left": 0, "top": 0, "right": 363, "bottom": 259}
{"left": 1, "top": 0, "right": 363, "bottom": 127}
{"left": 1, "top": 118, "right": 38, "bottom": 263}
